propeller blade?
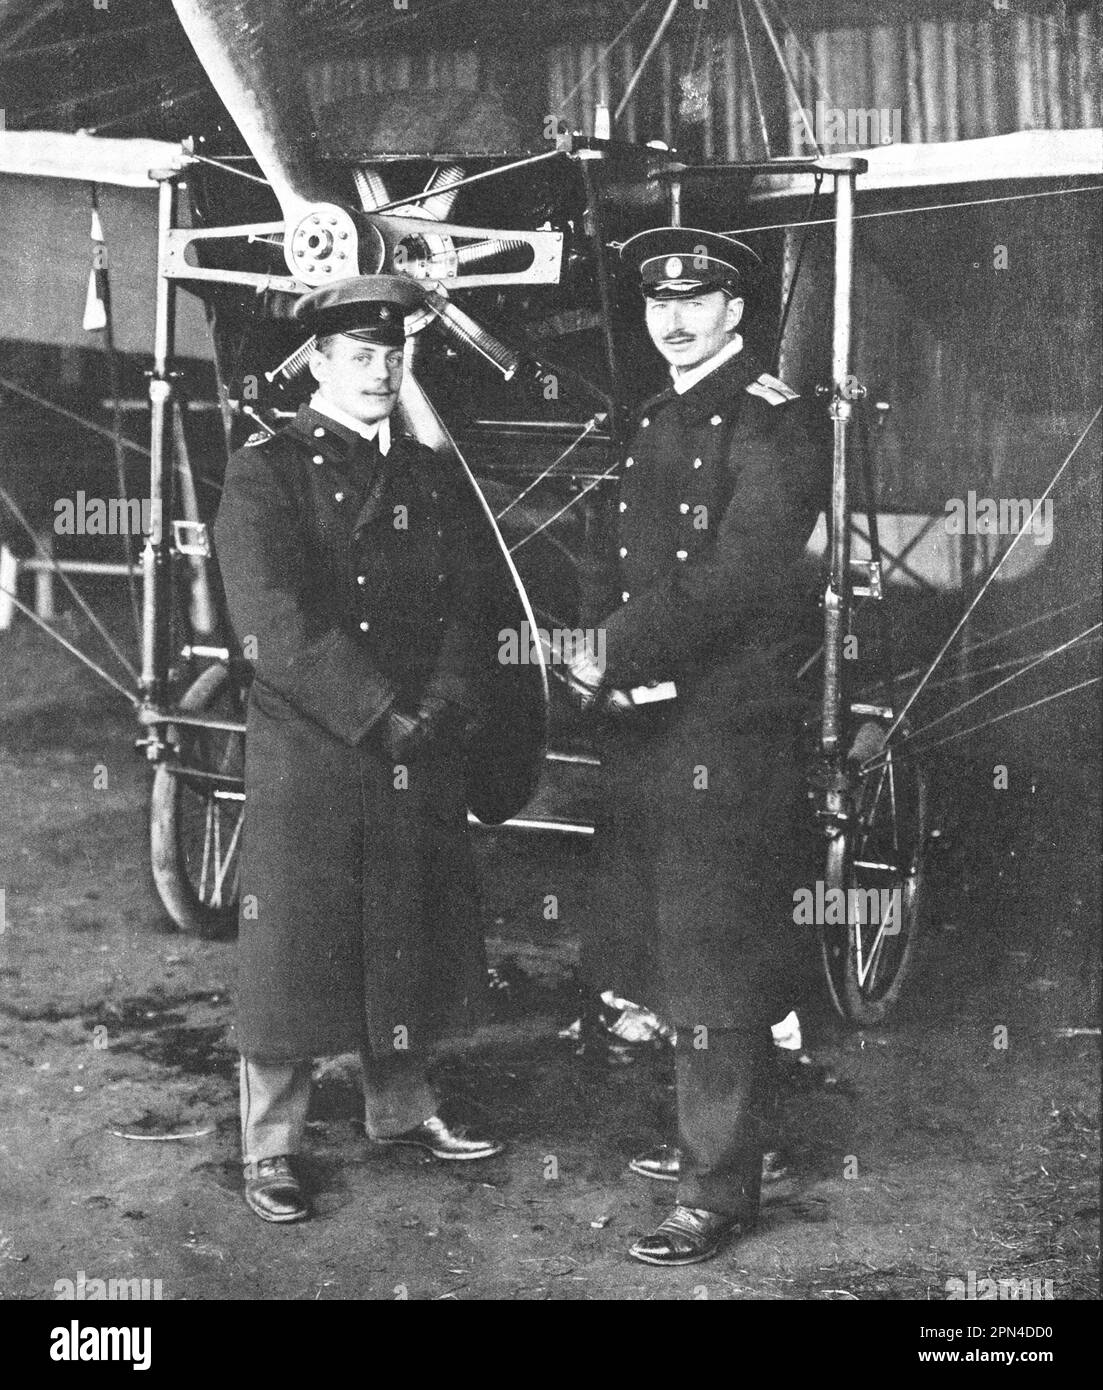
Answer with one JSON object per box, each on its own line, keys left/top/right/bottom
{"left": 170, "top": 0, "right": 330, "bottom": 217}
{"left": 171, "top": 0, "right": 379, "bottom": 281}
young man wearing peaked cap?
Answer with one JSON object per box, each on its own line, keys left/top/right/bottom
{"left": 567, "top": 229, "right": 826, "bottom": 1265}
{"left": 215, "top": 275, "right": 505, "bottom": 1224}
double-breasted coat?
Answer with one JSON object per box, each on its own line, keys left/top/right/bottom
{"left": 214, "top": 404, "right": 497, "bottom": 1063}
{"left": 585, "top": 347, "right": 828, "bottom": 1030}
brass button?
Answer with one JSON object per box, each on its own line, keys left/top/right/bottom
{"left": 621, "top": 590, "right": 630, "bottom": 602}
{"left": 334, "top": 491, "right": 345, "bottom": 502}
{"left": 356, "top": 574, "right": 366, "bottom": 586}
{"left": 312, "top": 453, "right": 324, "bottom": 465}
{"left": 624, "top": 456, "right": 634, "bottom": 468}
{"left": 676, "top": 549, "right": 688, "bottom": 560}
{"left": 641, "top": 417, "right": 650, "bottom": 427}
{"left": 618, "top": 546, "right": 628, "bottom": 558}
{"left": 618, "top": 501, "right": 627, "bottom": 513}
{"left": 693, "top": 458, "right": 703, "bottom": 469}
{"left": 711, "top": 415, "right": 722, "bottom": 425}
{"left": 314, "top": 427, "right": 326, "bottom": 438}
{"left": 358, "top": 620, "right": 370, "bottom": 633}
{"left": 679, "top": 502, "right": 689, "bottom": 514}
{"left": 437, "top": 573, "right": 446, "bottom": 583}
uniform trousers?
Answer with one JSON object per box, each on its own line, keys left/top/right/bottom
{"left": 674, "top": 1026, "right": 776, "bottom": 1221}
{"left": 240, "top": 1048, "right": 436, "bottom": 1167}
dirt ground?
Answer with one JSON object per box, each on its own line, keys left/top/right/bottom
{"left": 0, "top": 615, "right": 1098, "bottom": 1302}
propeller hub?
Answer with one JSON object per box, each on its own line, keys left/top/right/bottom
{"left": 285, "top": 203, "right": 379, "bottom": 285}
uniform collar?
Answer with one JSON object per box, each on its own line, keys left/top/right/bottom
{"left": 309, "top": 392, "right": 391, "bottom": 454}
{"left": 669, "top": 333, "right": 744, "bottom": 395}
{"left": 286, "top": 404, "right": 393, "bottom": 475}
{"left": 638, "top": 343, "right": 760, "bottom": 426}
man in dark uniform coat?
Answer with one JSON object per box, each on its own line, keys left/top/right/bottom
{"left": 568, "top": 229, "right": 825, "bottom": 1265}
{"left": 215, "top": 276, "right": 503, "bottom": 1224}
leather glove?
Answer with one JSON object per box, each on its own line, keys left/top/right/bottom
{"left": 382, "top": 706, "right": 422, "bottom": 763}
{"left": 382, "top": 695, "right": 475, "bottom": 762}
{"left": 424, "top": 692, "right": 481, "bottom": 749}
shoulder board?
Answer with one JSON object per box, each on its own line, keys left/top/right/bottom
{"left": 745, "top": 372, "right": 800, "bottom": 406}
{"left": 244, "top": 430, "right": 272, "bottom": 447}
{"left": 395, "top": 432, "right": 440, "bottom": 462}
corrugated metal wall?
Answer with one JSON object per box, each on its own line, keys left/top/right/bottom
{"left": 309, "top": 9, "right": 1100, "bottom": 157}
{"left": 310, "top": 48, "right": 481, "bottom": 107}
{"left": 546, "top": 8, "right": 1100, "bottom": 155}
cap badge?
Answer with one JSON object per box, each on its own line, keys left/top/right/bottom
{"left": 664, "top": 256, "right": 683, "bottom": 278}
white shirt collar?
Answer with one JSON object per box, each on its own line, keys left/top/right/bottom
{"left": 309, "top": 392, "right": 391, "bottom": 455}
{"left": 669, "top": 334, "right": 744, "bottom": 395}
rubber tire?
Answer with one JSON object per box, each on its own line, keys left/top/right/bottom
{"left": 819, "top": 761, "right": 929, "bottom": 1027}
{"left": 149, "top": 662, "right": 243, "bottom": 938}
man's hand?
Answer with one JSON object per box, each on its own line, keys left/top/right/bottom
{"left": 601, "top": 688, "right": 637, "bottom": 717}
{"left": 599, "top": 683, "right": 678, "bottom": 719}
{"left": 382, "top": 706, "right": 422, "bottom": 762}
{"left": 381, "top": 695, "right": 475, "bottom": 762}
{"left": 564, "top": 645, "right": 606, "bottom": 712}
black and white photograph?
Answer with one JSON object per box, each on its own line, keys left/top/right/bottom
{"left": 0, "top": 0, "right": 1099, "bottom": 1334}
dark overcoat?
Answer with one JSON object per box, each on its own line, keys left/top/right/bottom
{"left": 584, "top": 348, "right": 827, "bottom": 1030}
{"left": 214, "top": 404, "right": 497, "bottom": 1062}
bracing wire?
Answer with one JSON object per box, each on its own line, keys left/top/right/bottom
{"left": 885, "top": 631, "right": 1102, "bottom": 697}
{"left": 364, "top": 151, "right": 564, "bottom": 216}
{"left": 875, "top": 590, "right": 1103, "bottom": 691}
{"left": 880, "top": 406, "right": 1101, "bottom": 747}
{"left": 762, "top": 0, "right": 836, "bottom": 110}
{"left": 736, "top": 0, "right": 772, "bottom": 158}
{"left": 750, "top": 0, "right": 820, "bottom": 155}
{"left": 0, "top": 376, "right": 150, "bottom": 460}
{"left": 495, "top": 417, "right": 604, "bottom": 521}
{"left": 509, "top": 460, "right": 621, "bottom": 554}
{"left": 0, "top": 582, "right": 139, "bottom": 706}
{"left": 556, "top": 0, "right": 659, "bottom": 114}
{"left": 616, "top": 0, "right": 682, "bottom": 123}
{"left": 188, "top": 153, "right": 272, "bottom": 188}
{"left": 863, "top": 622, "right": 1102, "bottom": 766}
{"left": 861, "top": 677, "right": 1101, "bottom": 770}
{"left": 0, "top": 481, "right": 139, "bottom": 682}
{"left": 771, "top": 172, "right": 823, "bottom": 373}
{"left": 725, "top": 184, "right": 1103, "bottom": 241}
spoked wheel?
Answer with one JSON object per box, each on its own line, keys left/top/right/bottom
{"left": 150, "top": 662, "right": 246, "bottom": 938}
{"left": 818, "top": 716, "right": 929, "bottom": 1025}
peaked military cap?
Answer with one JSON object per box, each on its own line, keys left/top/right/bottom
{"left": 293, "top": 274, "right": 428, "bottom": 347}
{"left": 620, "top": 227, "right": 762, "bottom": 300}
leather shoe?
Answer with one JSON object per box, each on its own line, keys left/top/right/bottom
{"left": 628, "top": 1144, "right": 681, "bottom": 1182}
{"left": 628, "top": 1144, "right": 791, "bottom": 1184}
{"left": 372, "top": 1115, "right": 504, "bottom": 1161}
{"left": 629, "top": 1205, "right": 742, "bottom": 1266}
{"left": 243, "top": 1155, "right": 309, "bottom": 1224}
